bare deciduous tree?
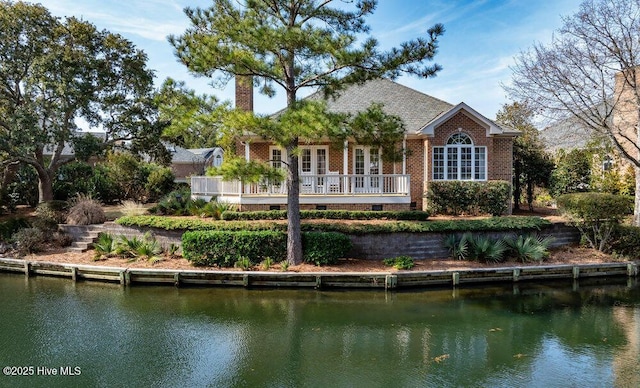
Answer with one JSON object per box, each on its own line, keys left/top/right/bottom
{"left": 506, "top": 0, "right": 640, "bottom": 225}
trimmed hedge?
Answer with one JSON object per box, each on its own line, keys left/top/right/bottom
{"left": 182, "top": 230, "right": 352, "bottom": 267}
{"left": 427, "top": 181, "right": 511, "bottom": 216}
{"left": 117, "top": 215, "right": 550, "bottom": 235}
{"left": 221, "top": 209, "right": 430, "bottom": 221}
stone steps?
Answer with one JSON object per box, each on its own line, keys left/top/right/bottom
{"left": 61, "top": 224, "right": 105, "bottom": 253}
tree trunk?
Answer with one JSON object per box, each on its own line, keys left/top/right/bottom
{"left": 37, "top": 168, "right": 54, "bottom": 203}
{"left": 286, "top": 138, "right": 303, "bottom": 265}
{"left": 634, "top": 165, "right": 640, "bottom": 226}
{"left": 513, "top": 159, "right": 521, "bottom": 211}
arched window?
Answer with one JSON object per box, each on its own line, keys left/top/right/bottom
{"left": 433, "top": 133, "right": 486, "bottom": 180}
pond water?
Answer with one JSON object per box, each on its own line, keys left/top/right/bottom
{"left": 0, "top": 274, "right": 639, "bottom": 387}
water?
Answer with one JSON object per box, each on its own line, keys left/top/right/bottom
{"left": 0, "top": 274, "right": 639, "bottom": 387}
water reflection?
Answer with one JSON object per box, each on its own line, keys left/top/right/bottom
{"left": 0, "top": 274, "right": 639, "bottom": 387}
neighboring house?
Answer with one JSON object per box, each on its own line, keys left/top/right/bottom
{"left": 43, "top": 131, "right": 107, "bottom": 163}
{"left": 192, "top": 78, "right": 519, "bottom": 211}
{"left": 166, "top": 144, "right": 224, "bottom": 183}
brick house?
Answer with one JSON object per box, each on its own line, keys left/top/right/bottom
{"left": 192, "top": 78, "right": 518, "bottom": 211}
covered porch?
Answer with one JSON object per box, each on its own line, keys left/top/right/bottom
{"left": 190, "top": 174, "right": 411, "bottom": 208}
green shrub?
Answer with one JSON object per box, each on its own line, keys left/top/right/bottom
{"left": 53, "top": 161, "right": 94, "bottom": 200}
{"left": 12, "top": 227, "right": 45, "bottom": 254}
{"left": 181, "top": 230, "right": 351, "bottom": 267}
{"left": 36, "top": 200, "right": 69, "bottom": 224}
{"left": 504, "top": 234, "right": 553, "bottom": 263}
{"left": 302, "top": 232, "right": 352, "bottom": 266}
{"left": 478, "top": 181, "right": 511, "bottom": 216}
{"left": 117, "top": 215, "right": 551, "bottom": 235}
{"left": 182, "top": 230, "right": 288, "bottom": 267}
{"left": 220, "top": 209, "right": 431, "bottom": 221}
{"left": 556, "top": 193, "right": 633, "bottom": 251}
{"left": 607, "top": 225, "right": 640, "bottom": 259}
{"left": 0, "top": 218, "right": 30, "bottom": 242}
{"left": 427, "top": 181, "right": 510, "bottom": 216}
{"left": 383, "top": 255, "right": 415, "bottom": 270}
{"left": 145, "top": 167, "right": 175, "bottom": 202}
{"left": 150, "top": 188, "right": 192, "bottom": 215}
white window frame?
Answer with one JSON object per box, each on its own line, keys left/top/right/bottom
{"left": 432, "top": 133, "right": 487, "bottom": 181}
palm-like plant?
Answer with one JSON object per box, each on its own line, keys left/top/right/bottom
{"left": 443, "top": 233, "right": 470, "bottom": 260}
{"left": 504, "top": 235, "right": 554, "bottom": 263}
{"left": 93, "top": 233, "right": 116, "bottom": 261}
{"left": 468, "top": 235, "right": 506, "bottom": 263}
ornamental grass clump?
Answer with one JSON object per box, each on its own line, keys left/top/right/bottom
{"left": 66, "top": 195, "right": 106, "bottom": 225}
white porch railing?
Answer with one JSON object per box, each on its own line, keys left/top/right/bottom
{"left": 191, "top": 174, "right": 410, "bottom": 198}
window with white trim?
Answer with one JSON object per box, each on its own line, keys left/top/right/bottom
{"left": 433, "top": 133, "right": 487, "bottom": 180}
{"left": 269, "top": 147, "right": 284, "bottom": 169}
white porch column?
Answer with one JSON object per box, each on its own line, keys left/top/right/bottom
{"left": 402, "top": 135, "right": 407, "bottom": 175}
{"left": 342, "top": 140, "right": 348, "bottom": 173}
{"left": 244, "top": 142, "right": 250, "bottom": 161}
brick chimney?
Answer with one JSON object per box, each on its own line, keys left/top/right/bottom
{"left": 235, "top": 75, "right": 253, "bottom": 112}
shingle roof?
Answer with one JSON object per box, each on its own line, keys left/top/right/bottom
{"left": 540, "top": 116, "right": 596, "bottom": 153}
{"left": 304, "top": 78, "right": 455, "bottom": 134}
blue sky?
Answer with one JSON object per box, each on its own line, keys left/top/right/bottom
{"left": 43, "top": 0, "right": 582, "bottom": 119}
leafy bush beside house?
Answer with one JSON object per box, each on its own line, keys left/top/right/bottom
{"left": 427, "top": 181, "right": 511, "bottom": 216}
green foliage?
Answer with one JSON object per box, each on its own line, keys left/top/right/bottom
{"left": 93, "top": 233, "right": 116, "bottom": 261}
{"left": 557, "top": 192, "right": 633, "bottom": 251}
{"left": 0, "top": 2, "right": 161, "bottom": 203}
{"left": 478, "top": 181, "right": 512, "bottom": 216}
{"left": 348, "top": 103, "right": 407, "bottom": 163}
{"left": 53, "top": 161, "right": 95, "bottom": 200}
{"left": 150, "top": 188, "right": 192, "bottom": 216}
{"left": 117, "top": 215, "right": 551, "bottom": 235}
{"left": 260, "top": 257, "right": 274, "bottom": 270}
{"left": 427, "top": 181, "right": 511, "bottom": 216}
{"left": 221, "top": 209, "right": 430, "bottom": 221}
{"left": 156, "top": 77, "right": 230, "bottom": 148}
{"left": 145, "top": 167, "right": 176, "bottom": 202}
{"left": 208, "top": 157, "right": 285, "bottom": 185}
{"left": 504, "top": 234, "right": 553, "bottom": 263}
{"left": 182, "top": 230, "right": 287, "bottom": 267}
{"left": 467, "top": 235, "right": 507, "bottom": 263}
{"left": 181, "top": 230, "right": 350, "bottom": 267}
{"left": 89, "top": 164, "right": 121, "bottom": 204}
{"left": 383, "top": 256, "right": 415, "bottom": 270}
{"left": 0, "top": 218, "right": 30, "bottom": 242}
{"left": 1, "top": 164, "right": 38, "bottom": 209}
{"left": 495, "top": 102, "right": 553, "bottom": 211}
{"left": 11, "top": 227, "right": 44, "bottom": 255}
{"left": 36, "top": 200, "right": 70, "bottom": 224}
{"left": 170, "top": 0, "right": 444, "bottom": 265}
{"left": 442, "top": 233, "right": 469, "bottom": 261}
{"left": 608, "top": 225, "right": 640, "bottom": 259}
{"left": 235, "top": 256, "right": 252, "bottom": 270}
{"left": 550, "top": 149, "right": 592, "bottom": 197}
{"left": 302, "top": 232, "right": 352, "bottom": 266}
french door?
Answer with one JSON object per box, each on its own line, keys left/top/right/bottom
{"left": 353, "top": 147, "right": 381, "bottom": 192}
